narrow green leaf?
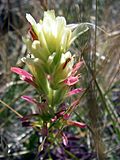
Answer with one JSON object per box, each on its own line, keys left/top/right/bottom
{"left": 70, "top": 23, "right": 89, "bottom": 44}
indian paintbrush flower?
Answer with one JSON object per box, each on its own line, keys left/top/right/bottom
{"left": 11, "top": 10, "right": 88, "bottom": 148}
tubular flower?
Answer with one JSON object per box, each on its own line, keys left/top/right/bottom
{"left": 11, "top": 67, "right": 36, "bottom": 87}
{"left": 67, "top": 88, "right": 84, "bottom": 97}
{"left": 67, "top": 120, "right": 86, "bottom": 128}
{"left": 64, "top": 75, "right": 79, "bottom": 86}
{"left": 11, "top": 10, "right": 88, "bottom": 148}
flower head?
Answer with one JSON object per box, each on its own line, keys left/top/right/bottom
{"left": 24, "top": 10, "right": 72, "bottom": 62}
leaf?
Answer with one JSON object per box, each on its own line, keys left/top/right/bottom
{"left": 70, "top": 23, "right": 89, "bottom": 44}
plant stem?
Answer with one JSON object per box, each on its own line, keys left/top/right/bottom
{"left": 0, "top": 99, "right": 23, "bottom": 118}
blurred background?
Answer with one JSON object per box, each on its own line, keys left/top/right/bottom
{"left": 0, "top": 0, "right": 120, "bottom": 159}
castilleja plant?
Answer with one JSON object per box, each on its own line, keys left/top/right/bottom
{"left": 11, "top": 10, "right": 88, "bottom": 148}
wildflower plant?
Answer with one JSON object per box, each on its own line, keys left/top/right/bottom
{"left": 11, "top": 10, "right": 88, "bottom": 148}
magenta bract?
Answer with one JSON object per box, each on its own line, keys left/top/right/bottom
{"left": 67, "top": 88, "right": 84, "bottom": 97}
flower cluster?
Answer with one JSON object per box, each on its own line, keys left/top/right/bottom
{"left": 11, "top": 10, "right": 88, "bottom": 146}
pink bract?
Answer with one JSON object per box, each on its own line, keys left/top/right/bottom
{"left": 64, "top": 76, "right": 79, "bottom": 86}
{"left": 21, "top": 95, "right": 37, "bottom": 104}
{"left": 11, "top": 67, "right": 32, "bottom": 79}
{"left": 62, "top": 132, "right": 68, "bottom": 146}
{"left": 11, "top": 67, "right": 36, "bottom": 87}
{"left": 72, "top": 61, "right": 83, "bottom": 75}
{"left": 67, "top": 120, "right": 86, "bottom": 128}
{"left": 67, "top": 88, "right": 84, "bottom": 97}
